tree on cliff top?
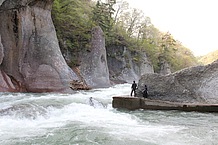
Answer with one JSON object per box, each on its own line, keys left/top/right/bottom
{"left": 112, "top": 0, "right": 198, "bottom": 72}
{"left": 52, "top": 0, "right": 94, "bottom": 66}
{"left": 52, "top": 0, "right": 198, "bottom": 72}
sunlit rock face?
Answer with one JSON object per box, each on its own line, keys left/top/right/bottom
{"left": 137, "top": 60, "right": 218, "bottom": 103}
{"left": 79, "top": 26, "right": 111, "bottom": 88}
{"left": 159, "top": 61, "right": 171, "bottom": 75}
{"left": 0, "top": 0, "right": 78, "bottom": 93}
{"left": 107, "top": 45, "right": 154, "bottom": 84}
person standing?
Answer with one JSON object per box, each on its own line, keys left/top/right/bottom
{"left": 130, "top": 81, "right": 137, "bottom": 97}
{"left": 143, "top": 85, "right": 148, "bottom": 98}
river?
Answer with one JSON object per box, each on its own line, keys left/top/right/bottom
{"left": 0, "top": 84, "right": 218, "bottom": 145}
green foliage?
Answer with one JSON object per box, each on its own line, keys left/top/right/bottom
{"left": 198, "top": 50, "right": 218, "bottom": 65}
{"left": 92, "top": 0, "right": 116, "bottom": 45}
{"left": 52, "top": 0, "right": 94, "bottom": 66}
{"left": 52, "top": 0, "right": 199, "bottom": 71}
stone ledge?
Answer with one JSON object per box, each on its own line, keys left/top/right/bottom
{"left": 112, "top": 96, "right": 218, "bottom": 113}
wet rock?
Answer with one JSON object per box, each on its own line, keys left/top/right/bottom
{"left": 70, "top": 80, "right": 90, "bottom": 90}
{"left": 0, "top": 103, "right": 47, "bottom": 119}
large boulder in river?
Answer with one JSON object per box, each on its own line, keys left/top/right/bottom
{"left": 0, "top": 0, "right": 79, "bottom": 92}
{"left": 137, "top": 60, "right": 218, "bottom": 103}
{"left": 79, "top": 26, "right": 111, "bottom": 88}
{"left": 107, "top": 45, "right": 154, "bottom": 84}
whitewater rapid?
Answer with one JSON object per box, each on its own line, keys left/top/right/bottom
{"left": 0, "top": 84, "right": 218, "bottom": 145}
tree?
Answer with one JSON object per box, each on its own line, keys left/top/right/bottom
{"left": 92, "top": 0, "right": 116, "bottom": 34}
{"left": 52, "top": 0, "right": 199, "bottom": 71}
{"left": 52, "top": 0, "right": 94, "bottom": 66}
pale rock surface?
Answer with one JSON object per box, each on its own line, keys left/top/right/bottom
{"left": 79, "top": 26, "right": 111, "bottom": 88}
{"left": 107, "top": 45, "right": 154, "bottom": 83}
{"left": 137, "top": 60, "right": 218, "bottom": 103}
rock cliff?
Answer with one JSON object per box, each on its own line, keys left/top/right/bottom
{"left": 137, "top": 60, "right": 218, "bottom": 103}
{"left": 0, "top": 0, "right": 79, "bottom": 92}
{"left": 107, "top": 45, "right": 154, "bottom": 83}
{"left": 79, "top": 26, "right": 111, "bottom": 88}
{"left": 0, "top": 35, "right": 3, "bottom": 64}
{"left": 159, "top": 60, "right": 171, "bottom": 75}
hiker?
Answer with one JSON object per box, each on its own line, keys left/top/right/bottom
{"left": 143, "top": 85, "right": 148, "bottom": 98}
{"left": 130, "top": 81, "right": 137, "bottom": 97}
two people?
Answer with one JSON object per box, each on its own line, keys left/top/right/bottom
{"left": 130, "top": 81, "right": 148, "bottom": 98}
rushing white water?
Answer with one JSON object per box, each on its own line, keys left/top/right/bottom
{"left": 0, "top": 84, "right": 218, "bottom": 145}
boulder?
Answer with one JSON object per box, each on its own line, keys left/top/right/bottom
{"left": 79, "top": 26, "right": 111, "bottom": 88}
{"left": 137, "top": 60, "right": 218, "bottom": 103}
{"left": 0, "top": 0, "right": 79, "bottom": 92}
{"left": 107, "top": 45, "right": 154, "bottom": 83}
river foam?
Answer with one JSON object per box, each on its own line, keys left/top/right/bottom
{"left": 0, "top": 84, "right": 218, "bottom": 145}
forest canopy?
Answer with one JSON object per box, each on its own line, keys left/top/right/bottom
{"left": 52, "top": 0, "right": 198, "bottom": 72}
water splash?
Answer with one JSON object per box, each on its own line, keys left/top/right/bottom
{"left": 0, "top": 84, "right": 218, "bottom": 145}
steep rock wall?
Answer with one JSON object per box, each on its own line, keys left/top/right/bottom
{"left": 79, "top": 26, "right": 111, "bottom": 88}
{"left": 0, "top": 0, "right": 79, "bottom": 93}
{"left": 137, "top": 60, "right": 218, "bottom": 103}
{"left": 107, "top": 45, "right": 154, "bottom": 83}
{"left": 159, "top": 61, "right": 171, "bottom": 75}
{"left": 0, "top": 35, "right": 3, "bottom": 64}
{"left": 0, "top": 34, "right": 13, "bottom": 92}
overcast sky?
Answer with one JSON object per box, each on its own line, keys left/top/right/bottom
{"left": 125, "top": 0, "right": 218, "bottom": 56}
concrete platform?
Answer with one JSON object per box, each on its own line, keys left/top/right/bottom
{"left": 112, "top": 96, "right": 218, "bottom": 113}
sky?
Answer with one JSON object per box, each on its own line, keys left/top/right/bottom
{"left": 125, "top": 0, "right": 218, "bottom": 56}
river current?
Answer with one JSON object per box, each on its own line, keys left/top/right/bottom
{"left": 0, "top": 84, "right": 218, "bottom": 145}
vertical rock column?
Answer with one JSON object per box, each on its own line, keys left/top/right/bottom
{"left": 0, "top": 0, "right": 78, "bottom": 92}
{"left": 79, "top": 26, "right": 111, "bottom": 88}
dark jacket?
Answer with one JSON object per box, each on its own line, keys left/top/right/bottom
{"left": 131, "top": 83, "right": 137, "bottom": 90}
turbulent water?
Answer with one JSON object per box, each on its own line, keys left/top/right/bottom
{"left": 0, "top": 84, "right": 218, "bottom": 145}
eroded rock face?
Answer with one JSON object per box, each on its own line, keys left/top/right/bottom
{"left": 0, "top": 35, "right": 3, "bottom": 64}
{"left": 0, "top": 34, "right": 16, "bottom": 92}
{"left": 107, "top": 45, "right": 154, "bottom": 83}
{"left": 159, "top": 61, "right": 171, "bottom": 75}
{"left": 0, "top": 0, "right": 78, "bottom": 92}
{"left": 137, "top": 60, "right": 218, "bottom": 103}
{"left": 0, "top": 70, "right": 16, "bottom": 92}
{"left": 79, "top": 26, "right": 111, "bottom": 88}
